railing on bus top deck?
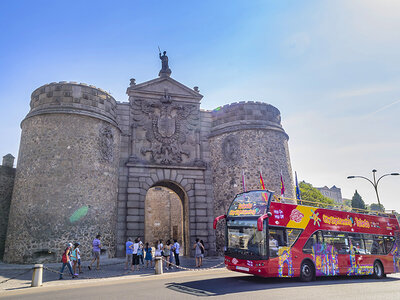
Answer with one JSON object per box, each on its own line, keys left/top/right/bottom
{"left": 272, "top": 195, "right": 397, "bottom": 218}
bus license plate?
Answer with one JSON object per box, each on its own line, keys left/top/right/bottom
{"left": 236, "top": 266, "right": 249, "bottom": 272}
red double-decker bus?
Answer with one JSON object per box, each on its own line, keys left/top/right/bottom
{"left": 213, "top": 190, "right": 400, "bottom": 281}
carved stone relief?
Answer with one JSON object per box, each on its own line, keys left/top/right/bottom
{"left": 99, "top": 125, "right": 114, "bottom": 162}
{"left": 131, "top": 91, "right": 200, "bottom": 165}
{"left": 222, "top": 135, "right": 239, "bottom": 165}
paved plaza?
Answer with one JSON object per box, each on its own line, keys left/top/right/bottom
{"left": 0, "top": 256, "right": 224, "bottom": 294}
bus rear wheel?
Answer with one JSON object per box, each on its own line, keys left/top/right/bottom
{"left": 300, "top": 261, "right": 315, "bottom": 282}
{"left": 373, "top": 261, "right": 384, "bottom": 279}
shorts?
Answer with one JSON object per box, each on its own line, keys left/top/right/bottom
{"left": 78, "top": 258, "right": 81, "bottom": 265}
{"left": 92, "top": 251, "right": 100, "bottom": 259}
{"left": 132, "top": 254, "right": 139, "bottom": 265}
{"left": 126, "top": 254, "right": 133, "bottom": 265}
{"left": 195, "top": 253, "right": 204, "bottom": 258}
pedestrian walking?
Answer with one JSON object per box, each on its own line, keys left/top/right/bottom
{"left": 71, "top": 242, "right": 81, "bottom": 276}
{"left": 193, "top": 238, "right": 204, "bottom": 268}
{"left": 144, "top": 242, "right": 153, "bottom": 268}
{"left": 125, "top": 238, "right": 133, "bottom": 270}
{"left": 132, "top": 238, "right": 140, "bottom": 271}
{"left": 173, "top": 239, "right": 180, "bottom": 266}
{"left": 59, "top": 243, "right": 75, "bottom": 279}
{"left": 88, "top": 234, "right": 102, "bottom": 270}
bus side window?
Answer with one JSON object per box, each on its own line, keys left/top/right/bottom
{"left": 303, "top": 232, "right": 318, "bottom": 254}
{"left": 363, "top": 234, "right": 374, "bottom": 255}
{"left": 348, "top": 233, "right": 366, "bottom": 254}
{"left": 371, "top": 236, "right": 385, "bottom": 255}
{"left": 383, "top": 236, "right": 395, "bottom": 254}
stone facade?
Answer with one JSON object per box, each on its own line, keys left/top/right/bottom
{"left": 3, "top": 83, "right": 120, "bottom": 263}
{"left": 209, "top": 102, "right": 294, "bottom": 253}
{"left": 4, "top": 59, "right": 294, "bottom": 263}
{"left": 0, "top": 155, "right": 15, "bottom": 259}
{"left": 316, "top": 185, "right": 343, "bottom": 204}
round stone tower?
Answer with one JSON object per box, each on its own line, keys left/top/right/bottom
{"left": 4, "top": 82, "right": 120, "bottom": 263}
{"left": 209, "top": 101, "right": 294, "bottom": 253}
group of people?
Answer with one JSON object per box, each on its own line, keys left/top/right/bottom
{"left": 59, "top": 242, "right": 83, "bottom": 279}
{"left": 126, "top": 238, "right": 181, "bottom": 271}
{"left": 60, "top": 234, "right": 207, "bottom": 279}
{"left": 59, "top": 234, "right": 101, "bottom": 279}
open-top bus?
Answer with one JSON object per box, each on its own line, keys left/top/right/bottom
{"left": 213, "top": 190, "right": 400, "bottom": 281}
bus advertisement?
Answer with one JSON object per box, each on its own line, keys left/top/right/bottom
{"left": 214, "top": 190, "right": 400, "bottom": 281}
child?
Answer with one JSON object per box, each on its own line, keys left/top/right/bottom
{"left": 145, "top": 242, "right": 153, "bottom": 268}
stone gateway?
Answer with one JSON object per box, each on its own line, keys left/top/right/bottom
{"left": 3, "top": 55, "right": 294, "bottom": 263}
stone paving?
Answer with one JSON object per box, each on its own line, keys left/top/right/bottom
{"left": 0, "top": 256, "right": 225, "bottom": 294}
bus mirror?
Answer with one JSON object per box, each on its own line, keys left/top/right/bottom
{"left": 213, "top": 215, "right": 227, "bottom": 230}
{"left": 257, "top": 213, "right": 271, "bottom": 231}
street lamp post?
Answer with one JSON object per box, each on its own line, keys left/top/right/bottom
{"left": 347, "top": 169, "right": 399, "bottom": 211}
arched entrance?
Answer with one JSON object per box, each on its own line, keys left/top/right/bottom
{"left": 144, "top": 181, "right": 189, "bottom": 255}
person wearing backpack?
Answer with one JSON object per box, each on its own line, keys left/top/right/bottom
{"left": 59, "top": 243, "right": 75, "bottom": 279}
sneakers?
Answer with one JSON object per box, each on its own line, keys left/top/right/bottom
{"left": 74, "top": 273, "right": 79, "bottom": 276}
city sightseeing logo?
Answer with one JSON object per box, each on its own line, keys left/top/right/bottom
{"left": 322, "top": 215, "right": 371, "bottom": 229}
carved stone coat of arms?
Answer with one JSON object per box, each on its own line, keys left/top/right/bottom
{"left": 131, "top": 93, "right": 199, "bottom": 165}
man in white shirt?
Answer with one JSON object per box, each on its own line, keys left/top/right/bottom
{"left": 173, "top": 239, "right": 180, "bottom": 266}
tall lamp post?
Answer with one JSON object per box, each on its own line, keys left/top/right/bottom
{"left": 347, "top": 169, "right": 399, "bottom": 211}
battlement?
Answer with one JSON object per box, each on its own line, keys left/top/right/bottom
{"left": 27, "top": 82, "right": 118, "bottom": 127}
{"left": 210, "top": 101, "right": 286, "bottom": 138}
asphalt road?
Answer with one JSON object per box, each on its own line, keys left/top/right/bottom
{"left": 1, "top": 269, "right": 400, "bottom": 300}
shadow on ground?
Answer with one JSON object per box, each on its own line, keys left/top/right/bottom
{"left": 165, "top": 274, "right": 400, "bottom": 297}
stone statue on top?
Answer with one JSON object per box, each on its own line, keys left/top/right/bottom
{"left": 159, "top": 50, "right": 172, "bottom": 77}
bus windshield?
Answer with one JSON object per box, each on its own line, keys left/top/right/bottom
{"left": 226, "top": 219, "right": 267, "bottom": 259}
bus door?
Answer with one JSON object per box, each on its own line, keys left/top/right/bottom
{"left": 322, "top": 231, "right": 350, "bottom": 275}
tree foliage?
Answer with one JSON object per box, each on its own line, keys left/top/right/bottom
{"left": 299, "top": 182, "right": 335, "bottom": 207}
{"left": 351, "top": 190, "right": 366, "bottom": 210}
{"left": 369, "top": 203, "right": 385, "bottom": 212}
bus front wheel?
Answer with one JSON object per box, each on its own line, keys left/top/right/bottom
{"left": 300, "top": 261, "right": 315, "bottom": 282}
{"left": 373, "top": 261, "right": 384, "bottom": 279}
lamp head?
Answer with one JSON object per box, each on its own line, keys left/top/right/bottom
{"left": 372, "top": 169, "right": 377, "bottom": 173}
{"left": 347, "top": 176, "right": 355, "bottom": 179}
{"left": 391, "top": 173, "right": 400, "bottom": 176}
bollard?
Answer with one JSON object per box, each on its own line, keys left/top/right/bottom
{"left": 31, "top": 264, "right": 43, "bottom": 287}
{"left": 154, "top": 257, "right": 163, "bottom": 275}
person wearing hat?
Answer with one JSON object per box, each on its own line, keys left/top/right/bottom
{"left": 88, "top": 234, "right": 102, "bottom": 270}
{"left": 59, "top": 243, "right": 75, "bottom": 279}
{"left": 71, "top": 242, "right": 82, "bottom": 276}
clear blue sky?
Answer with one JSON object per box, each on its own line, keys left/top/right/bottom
{"left": 1, "top": 1, "right": 399, "bottom": 211}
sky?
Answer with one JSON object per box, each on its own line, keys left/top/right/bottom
{"left": 1, "top": 0, "right": 399, "bottom": 211}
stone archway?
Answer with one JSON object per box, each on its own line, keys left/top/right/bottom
{"left": 144, "top": 181, "right": 189, "bottom": 255}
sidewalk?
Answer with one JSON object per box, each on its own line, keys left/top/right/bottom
{"left": 0, "top": 256, "right": 225, "bottom": 294}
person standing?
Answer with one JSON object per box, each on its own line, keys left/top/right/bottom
{"left": 144, "top": 242, "right": 153, "bottom": 268}
{"left": 132, "top": 238, "right": 140, "bottom": 272}
{"left": 200, "top": 240, "right": 205, "bottom": 267}
{"left": 137, "top": 237, "right": 144, "bottom": 266}
{"left": 125, "top": 238, "right": 133, "bottom": 270}
{"left": 88, "top": 234, "right": 102, "bottom": 270}
{"left": 59, "top": 243, "right": 75, "bottom": 279}
{"left": 164, "top": 240, "right": 172, "bottom": 270}
{"left": 193, "top": 238, "right": 204, "bottom": 268}
{"left": 173, "top": 239, "right": 180, "bottom": 266}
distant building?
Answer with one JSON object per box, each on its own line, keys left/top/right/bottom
{"left": 316, "top": 185, "right": 343, "bottom": 204}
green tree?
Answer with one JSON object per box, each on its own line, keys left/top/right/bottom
{"left": 351, "top": 190, "right": 366, "bottom": 210}
{"left": 299, "top": 182, "right": 335, "bottom": 208}
{"left": 369, "top": 203, "right": 385, "bottom": 212}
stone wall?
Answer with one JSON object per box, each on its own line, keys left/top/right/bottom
{"left": 144, "top": 187, "right": 183, "bottom": 248}
{"left": 3, "top": 83, "right": 120, "bottom": 263}
{"left": 0, "top": 155, "right": 16, "bottom": 260}
{"left": 209, "top": 101, "right": 294, "bottom": 253}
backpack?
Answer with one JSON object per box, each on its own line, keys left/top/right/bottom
{"left": 61, "top": 248, "right": 68, "bottom": 263}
